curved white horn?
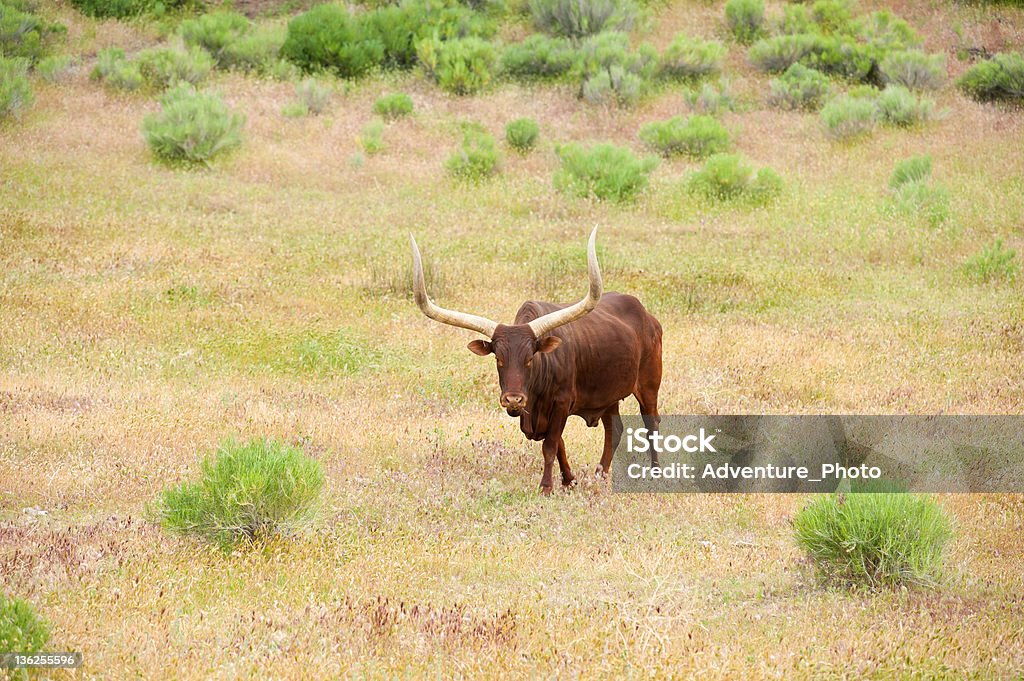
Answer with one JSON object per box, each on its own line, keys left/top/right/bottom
{"left": 528, "top": 227, "right": 603, "bottom": 338}
{"left": 410, "top": 234, "right": 499, "bottom": 338}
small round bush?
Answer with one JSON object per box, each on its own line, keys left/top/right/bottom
{"left": 957, "top": 52, "right": 1024, "bottom": 103}
{"left": 374, "top": 92, "right": 413, "bottom": 119}
{"left": 768, "top": 63, "right": 831, "bottom": 111}
{"left": 0, "top": 594, "right": 50, "bottom": 653}
{"left": 820, "top": 94, "right": 877, "bottom": 141}
{"left": 219, "top": 27, "right": 286, "bottom": 73}
{"left": 136, "top": 47, "right": 213, "bottom": 90}
{"left": 180, "top": 11, "right": 252, "bottom": 66}
{"left": 889, "top": 180, "right": 950, "bottom": 228}
{"left": 143, "top": 85, "right": 245, "bottom": 165}
{"left": 281, "top": 4, "right": 385, "bottom": 78}
{"left": 748, "top": 33, "right": 823, "bottom": 73}
{"left": 529, "top": 0, "right": 638, "bottom": 41}
{"left": 0, "top": 2, "right": 63, "bottom": 63}
{"left": 659, "top": 35, "right": 725, "bottom": 80}
{"left": 501, "top": 34, "right": 576, "bottom": 81}
{"left": 90, "top": 48, "right": 143, "bottom": 91}
{"left": 725, "top": 0, "right": 764, "bottom": 45}
{"left": 446, "top": 129, "right": 502, "bottom": 181}
{"left": 684, "top": 81, "right": 735, "bottom": 115}
{"left": 879, "top": 50, "right": 945, "bottom": 91}
{"left": 505, "top": 117, "right": 539, "bottom": 153}
{"left": 688, "top": 153, "right": 782, "bottom": 204}
{"left": 293, "top": 78, "right": 332, "bottom": 115}
{"left": 638, "top": 114, "right": 730, "bottom": 159}
{"left": 794, "top": 492, "right": 953, "bottom": 587}
{"left": 417, "top": 36, "right": 496, "bottom": 95}
{"left": 875, "top": 84, "right": 933, "bottom": 127}
{"left": 160, "top": 438, "right": 325, "bottom": 550}
{"left": 554, "top": 142, "right": 658, "bottom": 203}
{"left": 0, "top": 56, "right": 32, "bottom": 121}
{"left": 575, "top": 31, "right": 656, "bottom": 107}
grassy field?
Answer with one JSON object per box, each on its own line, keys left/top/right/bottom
{"left": 2, "top": 0, "right": 1024, "bottom": 677}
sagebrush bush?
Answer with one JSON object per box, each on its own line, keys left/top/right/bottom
{"left": 890, "top": 180, "right": 950, "bottom": 227}
{"left": 749, "top": 32, "right": 874, "bottom": 81}
{"left": 658, "top": 35, "right": 725, "bottom": 80}
{"left": 179, "top": 10, "right": 252, "bottom": 65}
{"left": 69, "top": 0, "right": 190, "bottom": 18}
{"left": 374, "top": 92, "right": 413, "bottom": 119}
{"left": 684, "top": 81, "right": 735, "bottom": 114}
{"left": 363, "top": 0, "right": 496, "bottom": 70}
{"left": 777, "top": 4, "right": 812, "bottom": 35}
{"left": 879, "top": 49, "right": 945, "bottom": 90}
{"left": 725, "top": 0, "right": 764, "bottom": 45}
{"left": 957, "top": 52, "right": 1024, "bottom": 103}
{"left": 446, "top": 129, "right": 502, "bottom": 180}
{"left": 417, "top": 36, "right": 496, "bottom": 94}
{"left": 358, "top": 118, "right": 385, "bottom": 154}
{"left": 856, "top": 10, "right": 921, "bottom": 52}
{"left": 0, "top": 56, "right": 32, "bottom": 120}
{"left": 748, "top": 33, "right": 822, "bottom": 73}
{"left": 768, "top": 62, "right": 830, "bottom": 110}
{"left": 219, "top": 27, "right": 286, "bottom": 73}
{"left": 963, "top": 240, "right": 1018, "bottom": 283}
{"left": 37, "top": 54, "right": 71, "bottom": 82}
{"left": 501, "top": 34, "right": 577, "bottom": 80}
{"left": 575, "top": 31, "right": 656, "bottom": 106}
{"left": 136, "top": 46, "right": 213, "bottom": 90}
{"left": 0, "top": 593, "right": 49, "bottom": 653}
{"left": 143, "top": 85, "right": 245, "bottom": 165}
{"left": 281, "top": 3, "right": 384, "bottom": 78}
{"left": 529, "top": 0, "right": 638, "bottom": 40}
{"left": 794, "top": 492, "right": 953, "bottom": 587}
{"left": 810, "top": 0, "right": 854, "bottom": 36}
{"left": 889, "top": 154, "right": 932, "bottom": 189}
{"left": 688, "top": 152, "right": 782, "bottom": 203}
{"left": 505, "top": 117, "right": 539, "bottom": 152}
{"left": 1, "top": 1, "right": 63, "bottom": 62}
{"left": 820, "top": 94, "right": 876, "bottom": 140}
{"left": 90, "top": 48, "right": 143, "bottom": 91}
{"left": 554, "top": 142, "right": 658, "bottom": 202}
{"left": 160, "top": 438, "right": 325, "bottom": 550}
{"left": 291, "top": 78, "right": 332, "bottom": 115}
{"left": 875, "top": 84, "right": 933, "bottom": 126}
{"left": 638, "top": 114, "right": 729, "bottom": 158}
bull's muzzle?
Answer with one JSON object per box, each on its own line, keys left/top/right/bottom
{"left": 500, "top": 392, "right": 527, "bottom": 412}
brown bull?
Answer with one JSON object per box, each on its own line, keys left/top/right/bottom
{"left": 411, "top": 229, "right": 663, "bottom": 494}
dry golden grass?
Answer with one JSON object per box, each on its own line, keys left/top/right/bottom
{"left": 2, "top": 0, "right": 1024, "bottom": 678}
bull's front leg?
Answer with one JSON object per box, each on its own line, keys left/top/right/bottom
{"left": 538, "top": 418, "right": 567, "bottom": 496}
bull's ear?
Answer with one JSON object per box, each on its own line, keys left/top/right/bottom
{"left": 467, "top": 339, "right": 493, "bottom": 356}
{"left": 535, "top": 336, "right": 561, "bottom": 354}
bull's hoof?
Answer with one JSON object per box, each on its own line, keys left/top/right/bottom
{"left": 539, "top": 485, "right": 553, "bottom": 496}
{"left": 561, "top": 476, "right": 577, "bottom": 490}
{"left": 595, "top": 465, "right": 610, "bottom": 479}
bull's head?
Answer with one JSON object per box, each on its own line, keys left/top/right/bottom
{"left": 410, "top": 228, "right": 603, "bottom": 415}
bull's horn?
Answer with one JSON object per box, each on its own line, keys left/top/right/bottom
{"left": 410, "top": 234, "right": 499, "bottom": 338}
{"left": 528, "top": 227, "right": 603, "bottom": 338}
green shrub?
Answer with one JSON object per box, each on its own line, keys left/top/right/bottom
{"left": 291, "top": 78, "right": 332, "bottom": 115}
{"left": 658, "top": 35, "right": 725, "bottom": 80}
{"left": 143, "top": 85, "right": 245, "bottom": 165}
{"left": 875, "top": 84, "right": 933, "bottom": 126}
{"left": 963, "top": 240, "right": 1018, "bottom": 283}
{"left": 820, "top": 94, "right": 876, "bottom": 140}
{"left": 69, "top": 0, "right": 191, "bottom": 18}
{"left": 446, "top": 129, "right": 502, "bottom": 180}
{"left": 0, "top": 1, "right": 62, "bottom": 62}
{"left": 810, "top": 0, "right": 854, "bottom": 36}
{"left": 688, "top": 152, "right": 782, "bottom": 203}
{"left": 90, "top": 48, "right": 143, "bottom": 91}
{"left": 501, "top": 34, "right": 577, "bottom": 80}
{"left": 856, "top": 10, "right": 921, "bottom": 52}
{"left": 136, "top": 46, "right": 213, "bottom": 90}
{"left": 505, "top": 116, "right": 539, "bottom": 152}
{"left": 749, "top": 33, "right": 823, "bottom": 73}
{"left": 890, "top": 180, "right": 950, "bottom": 228}
{"left": 160, "top": 438, "right": 325, "bottom": 550}
{"left": 794, "top": 492, "right": 953, "bottom": 587}
{"left": 575, "top": 31, "right": 655, "bottom": 106}
{"left": 682, "top": 81, "right": 734, "bottom": 115}
{"left": 889, "top": 154, "right": 931, "bottom": 189}
{"left": 374, "top": 92, "right": 413, "bottom": 119}
{"left": 358, "top": 118, "right": 385, "bottom": 154}
{"left": 749, "top": 32, "right": 874, "bottom": 81}
{"left": 554, "top": 142, "right": 658, "bottom": 202}
{"left": 218, "top": 26, "right": 286, "bottom": 73}
{"left": 36, "top": 54, "right": 71, "bottom": 82}
{"left": 417, "top": 36, "right": 496, "bottom": 94}
{"left": 957, "top": 52, "right": 1024, "bottom": 103}
{"left": 0, "top": 55, "right": 31, "bottom": 120}
{"left": 180, "top": 11, "right": 252, "bottom": 66}
{"left": 638, "top": 114, "right": 729, "bottom": 158}
{"left": 363, "top": 0, "right": 496, "bottom": 70}
{"left": 879, "top": 50, "right": 945, "bottom": 90}
{"left": 777, "top": 4, "right": 812, "bottom": 35}
{"left": 280, "top": 3, "right": 385, "bottom": 78}
{"left": 725, "top": 0, "right": 764, "bottom": 45}
{"left": 768, "top": 62, "right": 830, "bottom": 110}
{"left": 0, "top": 593, "right": 49, "bottom": 653}
{"left": 529, "top": 0, "right": 638, "bottom": 40}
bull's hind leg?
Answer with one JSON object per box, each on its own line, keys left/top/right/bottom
{"left": 597, "top": 404, "right": 624, "bottom": 477}
{"left": 634, "top": 350, "right": 663, "bottom": 467}
{"left": 556, "top": 437, "right": 576, "bottom": 489}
